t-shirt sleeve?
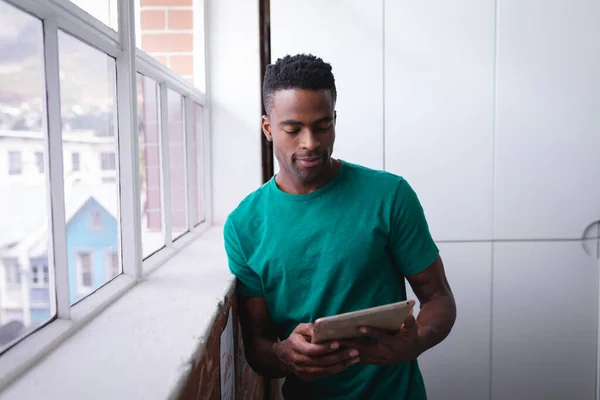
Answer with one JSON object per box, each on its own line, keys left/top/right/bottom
{"left": 223, "top": 216, "right": 264, "bottom": 297}
{"left": 389, "top": 179, "right": 439, "bottom": 276}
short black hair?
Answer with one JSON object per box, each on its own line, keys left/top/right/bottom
{"left": 262, "top": 54, "right": 337, "bottom": 115}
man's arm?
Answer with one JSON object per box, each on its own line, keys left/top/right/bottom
{"left": 238, "top": 295, "right": 287, "bottom": 378}
{"left": 406, "top": 255, "right": 456, "bottom": 354}
{"left": 238, "top": 294, "right": 361, "bottom": 380}
{"left": 345, "top": 255, "right": 456, "bottom": 365}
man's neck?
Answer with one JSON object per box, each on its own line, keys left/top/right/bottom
{"left": 275, "top": 159, "right": 341, "bottom": 195}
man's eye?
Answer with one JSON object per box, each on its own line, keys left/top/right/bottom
{"left": 284, "top": 130, "right": 299, "bottom": 134}
{"left": 315, "top": 124, "right": 331, "bottom": 131}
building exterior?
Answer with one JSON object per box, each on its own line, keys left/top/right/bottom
{"left": 0, "top": 0, "right": 201, "bottom": 347}
{"left": 0, "top": 130, "right": 120, "bottom": 343}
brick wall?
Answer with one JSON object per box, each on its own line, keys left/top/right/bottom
{"left": 176, "top": 290, "right": 272, "bottom": 400}
{"left": 139, "top": 0, "right": 196, "bottom": 85}
{"left": 138, "top": 0, "right": 201, "bottom": 234}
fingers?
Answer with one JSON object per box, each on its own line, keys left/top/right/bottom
{"left": 296, "top": 357, "right": 360, "bottom": 381}
{"left": 357, "top": 326, "right": 388, "bottom": 342}
{"left": 400, "top": 315, "right": 417, "bottom": 332}
{"left": 290, "top": 332, "right": 340, "bottom": 357}
{"left": 293, "top": 347, "right": 360, "bottom": 367}
{"left": 294, "top": 323, "right": 315, "bottom": 337}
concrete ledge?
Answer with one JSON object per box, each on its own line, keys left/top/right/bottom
{"left": 0, "top": 227, "right": 235, "bottom": 400}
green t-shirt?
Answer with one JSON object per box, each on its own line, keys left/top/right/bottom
{"left": 223, "top": 161, "right": 439, "bottom": 400}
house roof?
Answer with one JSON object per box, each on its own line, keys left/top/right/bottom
{"left": 0, "top": 183, "right": 118, "bottom": 256}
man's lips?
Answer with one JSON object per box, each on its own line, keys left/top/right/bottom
{"left": 296, "top": 155, "right": 323, "bottom": 168}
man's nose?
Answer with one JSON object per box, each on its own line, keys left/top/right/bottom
{"left": 300, "top": 131, "right": 320, "bottom": 151}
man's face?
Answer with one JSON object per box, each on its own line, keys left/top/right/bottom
{"left": 262, "top": 89, "right": 336, "bottom": 183}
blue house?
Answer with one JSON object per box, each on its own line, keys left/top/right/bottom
{"left": 1, "top": 184, "right": 120, "bottom": 326}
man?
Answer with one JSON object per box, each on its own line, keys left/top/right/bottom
{"left": 223, "top": 54, "right": 456, "bottom": 399}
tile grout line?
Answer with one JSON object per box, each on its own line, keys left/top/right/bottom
{"left": 381, "top": 0, "right": 386, "bottom": 171}
{"left": 490, "top": 0, "right": 500, "bottom": 397}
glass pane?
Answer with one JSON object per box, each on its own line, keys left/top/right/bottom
{"left": 187, "top": 106, "right": 198, "bottom": 225}
{"left": 68, "top": 0, "right": 119, "bottom": 31}
{"left": 135, "top": 0, "right": 205, "bottom": 90}
{"left": 58, "top": 31, "right": 120, "bottom": 305}
{"left": 194, "top": 104, "right": 205, "bottom": 224}
{"left": 136, "top": 74, "right": 164, "bottom": 258}
{"left": 167, "top": 90, "right": 188, "bottom": 239}
{"left": 0, "top": 1, "right": 54, "bottom": 351}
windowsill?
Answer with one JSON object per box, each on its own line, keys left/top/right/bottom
{"left": 0, "top": 225, "right": 234, "bottom": 400}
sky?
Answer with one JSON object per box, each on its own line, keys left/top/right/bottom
{"left": 0, "top": 1, "right": 115, "bottom": 116}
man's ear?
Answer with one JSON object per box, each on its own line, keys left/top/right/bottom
{"left": 334, "top": 110, "right": 337, "bottom": 126}
{"left": 262, "top": 115, "right": 273, "bottom": 142}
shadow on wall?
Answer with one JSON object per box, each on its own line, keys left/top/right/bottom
{"left": 210, "top": 99, "right": 262, "bottom": 224}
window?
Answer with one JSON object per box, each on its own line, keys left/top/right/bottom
{"left": 0, "top": 0, "right": 207, "bottom": 367}
{"left": 168, "top": 90, "right": 188, "bottom": 239}
{"left": 68, "top": 0, "right": 119, "bottom": 30}
{"left": 137, "top": 74, "right": 164, "bottom": 258}
{"left": 187, "top": 103, "right": 205, "bottom": 226}
{"left": 0, "top": 0, "right": 54, "bottom": 353}
{"left": 106, "top": 251, "right": 120, "bottom": 280}
{"left": 135, "top": 0, "right": 205, "bottom": 90}
{"left": 35, "top": 152, "right": 44, "bottom": 173}
{"left": 76, "top": 252, "right": 93, "bottom": 295}
{"left": 100, "top": 152, "right": 116, "bottom": 170}
{"left": 194, "top": 104, "right": 205, "bottom": 224}
{"left": 8, "top": 151, "right": 22, "bottom": 175}
{"left": 31, "top": 263, "right": 49, "bottom": 287}
{"left": 58, "top": 30, "right": 120, "bottom": 305}
{"left": 89, "top": 210, "right": 103, "bottom": 232}
{"left": 3, "top": 259, "right": 21, "bottom": 286}
{"left": 72, "top": 153, "right": 80, "bottom": 171}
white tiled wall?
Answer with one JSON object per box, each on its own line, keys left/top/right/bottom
{"left": 264, "top": 1, "right": 600, "bottom": 399}
{"left": 270, "top": 0, "right": 384, "bottom": 173}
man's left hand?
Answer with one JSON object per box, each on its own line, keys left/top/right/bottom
{"left": 342, "top": 313, "right": 423, "bottom": 366}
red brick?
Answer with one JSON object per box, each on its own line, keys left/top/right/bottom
{"left": 141, "top": 33, "right": 193, "bottom": 53}
{"left": 169, "top": 55, "right": 194, "bottom": 76}
{"left": 140, "top": 10, "right": 165, "bottom": 30}
{"left": 143, "top": 144, "right": 161, "bottom": 166}
{"left": 141, "top": 0, "right": 191, "bottom": 6}
{"left": 152, "top": 55, "right": 169, "bottom": 68}
{"left": 168, "top": 9, "right": 193, "bottom": 30}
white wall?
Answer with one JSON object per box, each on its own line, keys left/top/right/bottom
{"left": 270, "top": 0, "right": 384, "bottom": 171}
{"left": 206, "top": 0, "right": 262, "bottom": 224}
{"left": 268, "top": 1, "right": 600, "bottom": 400}
{"left": 384, "top": 0, "right": 496, "bottom": 242}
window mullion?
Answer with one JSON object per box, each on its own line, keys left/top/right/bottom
{"left": 202, "top": 106, "right": 212, "bottom": 225}
{"left": 43, "top": 17, "right": 70, "bottom": 319}
{"left": 116, "top": 0, "right": 142, "bottom": 279}
{"left": 159, "top": 84, "right": 172, "bottom": 246}
{"left": 184, "top": 97, "right": 196, "bottom": 230}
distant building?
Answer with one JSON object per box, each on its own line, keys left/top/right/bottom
{"left": 0, "top": 130, "right": 120, "bottom": 343}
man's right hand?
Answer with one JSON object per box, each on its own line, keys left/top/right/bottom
{"left": 273, "top": 323, "right": 360, "bottom": 381}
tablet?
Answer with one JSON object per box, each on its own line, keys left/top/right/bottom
{"left": 311, "top": 300, "right": 415, "bottom": 344}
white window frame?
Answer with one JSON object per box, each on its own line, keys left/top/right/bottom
{"left": 71, "top": 152, "right": 80, "bottom": 172}
{"left": 30, "top": 262, "right": 50, "bottom": 288}
{"left": 35, "top": 151, "right": 45, "bottom": 174}
{"left": 0, "top": 0, "right": 212, "bottom": 391}
{"left": 8, "top": 151, "right": 22, "bottom": 176}
{"left": 2, "top": 259, "right": 22, "bottom": 288}
{"left": 105, "top": 250, "right": 120, "bottom": 281}
{"left": 89, "top": 210, "right": 103, "bottom": 232}
{"left": 99, "top": 151, "right": 116, "bottom": 171}
{"left": 75, "top": 251, "right": 94, "bottom": 296}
